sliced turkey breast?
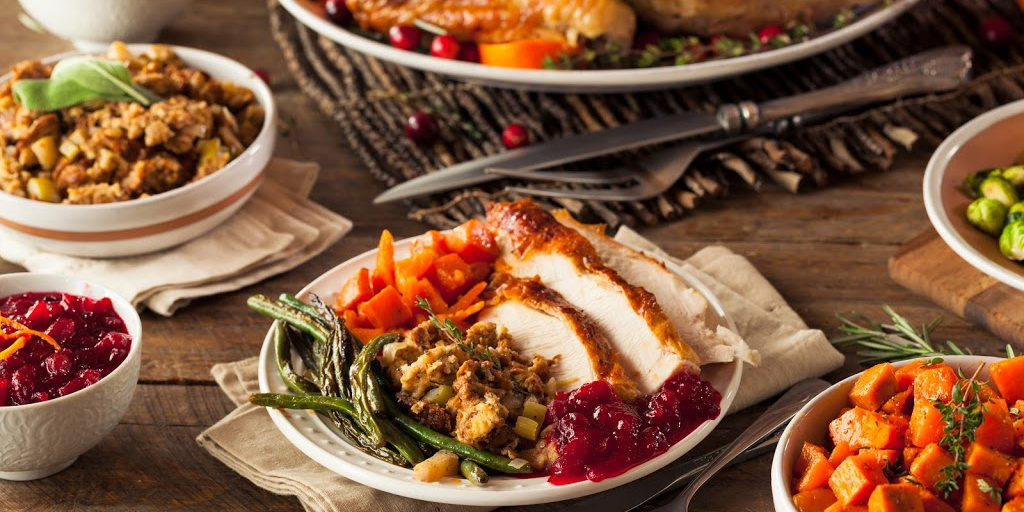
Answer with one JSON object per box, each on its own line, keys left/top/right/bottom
{"left": 480, "top": 273, "right": 640, "bottom": 400}
{"left": 552, "top": 210, "right": 757, "bottom": 367}
{"left": 486, "top": 199, "right": 699, "bottom": 395}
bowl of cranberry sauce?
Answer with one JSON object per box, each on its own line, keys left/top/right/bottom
{"left": 0, "top": 273, "right": 141, "bottom": 481}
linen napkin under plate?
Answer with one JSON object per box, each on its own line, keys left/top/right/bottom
{"left": 196, "top": 227, "right": 844, "bottom": 512}
{"left": 0, "top": 158, "right": 352, "bottom": 316}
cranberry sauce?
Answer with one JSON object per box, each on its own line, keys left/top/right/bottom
{"left": 546, "top": 370, "right": 721, "bottom": 484}
{"left": 0, "top": 291, "right": 131, "bottom": 406}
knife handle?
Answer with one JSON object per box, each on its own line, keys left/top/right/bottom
{"left": 716, "top": 45, "right": 973, "bottom": 132}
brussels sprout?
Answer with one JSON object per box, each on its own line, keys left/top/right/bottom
{"left": 967, "top": 197, "right": 1008, "bottom": 236}
{"left": 1008, "top": 202, "right": 1024, "bottom": 224}
{"left": 1000, "top": 220, "right": 1024, "bottom": 261}
{"left": 1001, "top": 165, "right": 1024, "bottom": 187}
{"left": 980, "top": 175, "right": 1019, "bottom": 207}
{"left": 962, "top": 168, "right": 1001, "bottom": 198}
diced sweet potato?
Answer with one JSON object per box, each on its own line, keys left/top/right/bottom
{"left": 977, "top": 397, "right": 1017, "bottom": 455}
{"left": 1013, "top": 417, "right": 1024, "bottom": 453}
{"left": 859, "top": 449, "right": 901, "bottom": 468}
{"left": 1004, "top": 496, "right": 1024, "bottom": 512}
{"left": 1005, "top": 462, "right": 1024, "bottom": 499}
{"left": 914, "top": 365, "right": 959, "bottom": 404}
{"left": 404, "top": 278, "right": 447, "bottom": 315}
{"left": 896, "top": 361, "right": 928, "bottom": 392}
{"left": 829, "top": 454, "right": 890, "bottom": 506}
{"left": 990, "top": 356, "right": 1024, "bottom": 405}
{"left": 917, "top": 488, "right": 956, "bottom": 512}
{"left": 831, "top": 441, "right": 857, "bottom": 468}
{"left": 909, "top": 400, "right": 945, "bottom": 448}
{"left": 336, "top": 267, "right": 373, "bottom": 311}
{"left": 867, "top": 483, "right": 924, "bottom": 512}
{"left": 794, "top": 487, "right": 839, "bottom": 512}
{"left": 429, "top": 253, "right": 474, "bottom": 301}
{"left": 882, "top": 389, "right": 914, "bottom": 416}
{"left": 443, "top": 219, "right": 498, "bottom": 263}
{"left": 796, "top": 442, "right": 835, "bottom": 492}
{"left": 851, "top": 363, "right": 898, "bottom": 412}
{"left": 410, "top": 229, "right": 447, "bottom": 254}
{"left": 830, "top": 407, "right": 906, "bottom": 450}
{"left": 909, "top": 444, "right": 955, "bottom": 492}
{"left": 966, "top": 442, "right": 1017, "bottom": 486}
{"left": 358, "top": 285, "right": 412, "bottom": 330}
{"left": 961, "top": 474, "right": 1001, "bottom": 512}
{"left": 904, "top": 446, "right": 922, "bottom": 468}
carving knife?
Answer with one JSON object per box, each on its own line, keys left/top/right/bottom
{"left": 373, "top": 45, "right": 971, "bottom": 204}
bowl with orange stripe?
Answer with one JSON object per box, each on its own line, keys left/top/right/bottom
{"left": 0, "top": 44, "right": 276, "bottom": 258}
{"left": 0, "top": 273, "right": 142, "bottom": 480}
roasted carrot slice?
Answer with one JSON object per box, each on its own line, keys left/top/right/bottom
{"left": 337, "top": 268, "right": 373, "bottom": 311}
{"left": 371, "top": 229, "right": 396, "bottom": 293}
{"left": 358, "top": 285, "right": 412, "bottom": 330}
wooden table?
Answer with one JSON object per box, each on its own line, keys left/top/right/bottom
{"left": 0, "top": 1, "right": 1008, "bottom": 510}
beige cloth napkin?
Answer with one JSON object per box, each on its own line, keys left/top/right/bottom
{"left": 0, "top": 158, "right": 352, "bottom": 316}
{"left": 196, "top": 227, "right": 843, "bottom": 512}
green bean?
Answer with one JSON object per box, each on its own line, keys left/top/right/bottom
{"left": 348, "top": 334, "right": 399, "bottom": 447}
{"left": 379, "top": 417, "right": 425, "bottom": 465}
{"left": 279, "top": 293, "right": 328, "bottom": 326}
{"left": 383, "top": 393, "right": 532, "bottom": 474}
{"left": 273, "top": 321, "right": 319, "bottom": 395}
{"left": 247, "top": 294, "right": 329, "bottom": 343}
{"left": 459, "top": 460, "right": 489, "bottom": 486}
{"left": 286, "top": 323, "right": 322, "bottom": 380}
{"left": 249, "top": 393, "right": 408, "bottom": 466}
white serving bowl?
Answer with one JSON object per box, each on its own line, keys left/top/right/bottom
{"left": 924, "top": 98, "right": 1024, "bottom": 292}
{"left": 19, "top": 0, "right": 194, "bottom": 51}
{"left": 0, "top": 44, "right": 276, "bottom": 258}
{"left": 770, "top": 355, "right": 1003, "bottom": 512}
{"left": 0, "top": 273, "right": 143, "bottom": 481}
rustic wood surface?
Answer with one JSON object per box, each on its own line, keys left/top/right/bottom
{"left": 0, "top": 1, "right": 1011, "bottom": 511}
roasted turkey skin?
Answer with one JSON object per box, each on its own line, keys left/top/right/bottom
{"left": 344, "top": 0, "right": 636, "bottom": 45}
{"left": 627, "top": 0, "right": 866, "bottom": 36}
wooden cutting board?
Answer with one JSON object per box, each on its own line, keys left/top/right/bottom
{"left": 889, "top": 227, "right": 1024, "bottom": 348}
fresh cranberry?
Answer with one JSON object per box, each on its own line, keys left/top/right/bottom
{"left": 633, "top": 30, "right": 661, "bottom": 50}
{"left": 323, "top": 0, "right": 352, "bottom": 26}
{"left": 979, "top": 16, "right": 1014, "bottom": 49}
{"left": 430, "top": 34, "right": 461, "bottom": 59}
{"left": 10, "top": 365, "right": 39, "bottom": 405}
{"left": 501, "top": 123, "right": 530, "bottom": 149}
{"left": 44, "top": 352, "right": 72, "bottom": 380}
{"left": 45, "top": 317, "right": 76, "bottom": 345}
{"left": 0, "top": 379, "right": 7, "bottom": 407}
{"left": 388, "top": 25, "right": 423, "bottom": 51}
{"left": 253, "top": 68, "right": 270, "bottom": 85}
{"left": 404, "top": 111, "right": 440, "bottom": 144}
{"left": 457, "top": 43, "right": 480, "bottom": 63}
{"left": 758, "top": 24, "right": 785, "bottom": 45}
{"left": 30, "top": 391, "right": 49, "bottom": 403}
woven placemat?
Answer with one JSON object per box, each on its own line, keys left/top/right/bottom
{"left": 269, "top": 0, "right": 1024, "bottom": 229}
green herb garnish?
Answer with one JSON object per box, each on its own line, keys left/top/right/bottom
{"left": 12, "top": 56, "right": 162, "bottom": 112}
{"left": 831, "top": 306, "right": 970, "bottom": 365}
{"left": 414, "top": 296, "right": 502, "bottom": 370}
{"left": 977, "top": 478, "right": 1003, "bottom": 505}
{"left": 933, "top": 363, "right": 987, "bottom": 497}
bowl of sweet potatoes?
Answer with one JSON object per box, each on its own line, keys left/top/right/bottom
{"left": 771, "top": 355, "right": 1024, "bottom": 512}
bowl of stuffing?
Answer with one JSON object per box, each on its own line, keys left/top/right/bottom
{"left": 18, "top": 0, "right": 194, "bottom": 51}
{"left": 771, "top": 355, "right": 1024, "bottom": 512}
{"left": 0, "top": 42, "right": 275, "bottom": 258}
{"left": 0, "top": 272, "right": 143, "bottom": 480}
{"left": 923, "top": 98, "right": 1024, "bottom": 292}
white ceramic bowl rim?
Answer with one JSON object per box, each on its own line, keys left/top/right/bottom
{"left": 923, "top": 98, "right": 1024, "bottom": 292}
{"left": 0, "top": 273, "right": 142, "bottom": 411}
{"left": 0, "top": 44, "right": 276, "bottom": 211}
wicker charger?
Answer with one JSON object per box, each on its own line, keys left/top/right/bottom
{"left": 269, "top": 0, "right": 1024, "bottom": 229}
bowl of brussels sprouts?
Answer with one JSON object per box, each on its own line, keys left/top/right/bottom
{"left": 924, "top": 98, "right": 1024, "bottom": 292}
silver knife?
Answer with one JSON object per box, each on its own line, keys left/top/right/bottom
{"left": 374, "top": 45, "right": 971, "bottom": 204}
{"left": 560, "top": 378, "right": 831, "bottom": 512}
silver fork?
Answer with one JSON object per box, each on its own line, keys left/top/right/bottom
{"left": 487, "top": 135, "right": 748, "bottom": 202}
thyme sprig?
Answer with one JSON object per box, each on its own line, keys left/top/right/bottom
{"left": 414, "top": 296, "right": 502, "bottom": 370}
{"left": 831, "top": 306, "right": 971, "bottom": 365}
{"left": 933, "top": 362, "right": 987, "bottom": 497}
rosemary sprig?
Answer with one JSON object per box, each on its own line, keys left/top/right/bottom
{"left": 831, "top": 306, "right": 971, "bottom": 365}
{"left": 933, "top": 362, "right": 987, "bottom": 497}
{"left": 414, "top": 296, "right": 502, "bottom": 370}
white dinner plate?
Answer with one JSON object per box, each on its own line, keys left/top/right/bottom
{"left": 278, "top": 0, "right": 919, "bottom": 93}
{"left": 257, "top": 236, "right": 742, "bottom": 506}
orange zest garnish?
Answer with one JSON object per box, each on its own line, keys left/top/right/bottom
{"left": 0, "top": 336, "right": 29, "bottom": 361}
{"left": 0, "top": 315, "right": 62, "bottom": 360}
